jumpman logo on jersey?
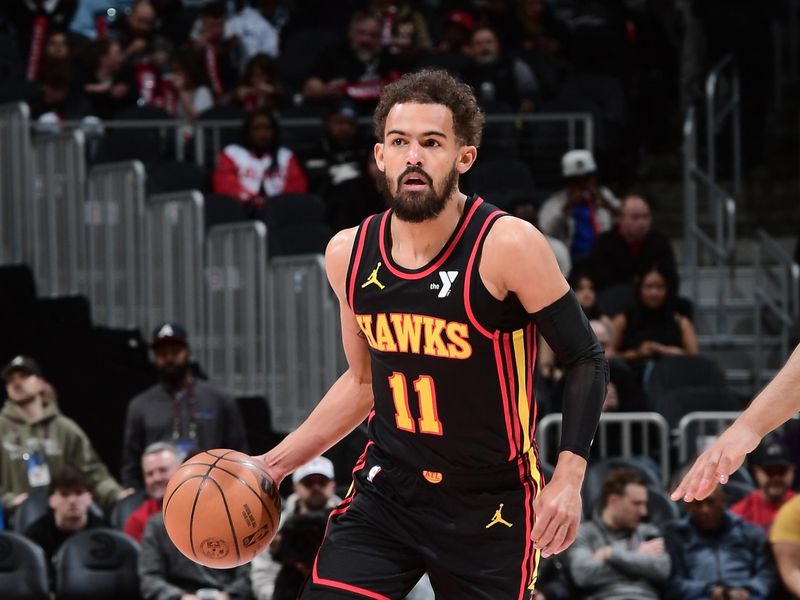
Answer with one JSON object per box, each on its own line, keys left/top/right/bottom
{"left": 485, "top": 503, "right": 513, "bottom": 528}
{"left": 361, "top": 262, "right": 385, "bottom": 290}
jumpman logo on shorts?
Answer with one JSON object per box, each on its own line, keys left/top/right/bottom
{"left": 485, "top": 503, "right": 513, "bottom": 528}
{"left": 362, "top": 262, "right": 385, "bottom": 290}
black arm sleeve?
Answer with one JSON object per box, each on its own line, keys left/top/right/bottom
{"left": 530, "top": 290, "right": 608, "bottom": 459}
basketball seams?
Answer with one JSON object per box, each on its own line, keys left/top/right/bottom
{"left": 203, "top": 463, "right": 278, "bottom": 534}
{"left": 204, "top": 476, "right": 242, "bottom": 565}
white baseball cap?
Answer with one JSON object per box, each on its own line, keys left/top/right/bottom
{"left": 562, "top": 149, "right": 597, "bottom": 177}
{"left": 292, "top": 456, "right": 335, "bottom": 484}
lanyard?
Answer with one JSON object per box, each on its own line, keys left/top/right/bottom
{"left": 171, "top": 383, "right": 197, "bottom": 441}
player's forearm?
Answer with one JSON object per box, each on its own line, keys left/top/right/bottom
{"left": 739, "top": 343, "right": 800, "bottom": 438}
{"left": 260, "top": 369, "right": 373, "bottom": 482}
{"left": 551, "top": 450, "right": 586, "bottom": 485}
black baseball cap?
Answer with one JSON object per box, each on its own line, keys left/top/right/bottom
{"left": 1, "top": 355, "right": 43, "bottom": 381}
{"left": 151, "top": 322, "right": 189, "bottom": 349}
{"left": 752, "top": 440, "right": 794, "bottom": 468}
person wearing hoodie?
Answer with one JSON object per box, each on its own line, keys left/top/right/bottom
{"left": 664, "top": 483, "right": 777, "bottom": 600}
{"left": 0, "top": 355, "right": 128, "bottom": 512}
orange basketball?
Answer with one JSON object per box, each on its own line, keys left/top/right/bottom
{"left": 162, "top": 449, "right": 281, "bottom": 568}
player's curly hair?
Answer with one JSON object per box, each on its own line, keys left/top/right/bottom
{"left": 373, "top": 69, "right": 485, "bottom": 147}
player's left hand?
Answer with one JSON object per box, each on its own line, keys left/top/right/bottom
{"left": 531, "top": 475, "right": 582, "bottom": 558}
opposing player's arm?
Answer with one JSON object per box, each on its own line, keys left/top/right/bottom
{"left": 258, "top": 228, "right": 374, "bottom": 484}
{"left": 481, "top": 217, "right": 608, "bottom": 557}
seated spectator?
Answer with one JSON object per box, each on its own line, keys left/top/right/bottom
{"left": 589, "top": 194, "right": 677, "bottom": 291}
{"left": 568, "top": 469, "right": 670, "bottom": 599}
{"left": 6, "top": 0, "right": 77, "bottom": 79}
{"left": 233, "top": 53, "right": 284, "bottom": 112}
{"left": 117, "top": 0, "right": 172, "bottom": 104}
{"left": 371, "top": 0, "right": 432, "bottom": 52}
{"left": 665, "top": 483, "right": 776, "bottom": 599}
{"left": 251, "top": 457, "right": 341, "bottom": 600}
{"left": 517, "top": 0, "right": 569, "bottom": 54}
{"left": 462, "top": 25, "right": 539, "bottom": 113}
{"left": 0, "top": 356, "right": 130, "bottom": 512}
{"left": 140, "top": 512, "right": 253, "bottom": 599}
{"left": 225, "top": 0, "right": 281, "bottom": 64}
{"left": 539, "top": 150, "right": 620, "bottom": 260}
{"left": 78, "top": 38, "right": 138, "bottom": 119}
{"left": 303, "top": 11, "right": 402, "bottom": 113}
{"left": 212, "top": 109, "right": 308, "bottom": 215}
{"left": 24, "top": 466, "right": 104, "bottom": 582}
{"left": 30, "top": 62, "right": 91, "bottom": 121}
{"left": 732, "top": 439, "right": 796, "bottom": 533}
{"left": 42, "top": 28, "right": 72, "bottom": 65}
{"left": 771, "top": 494, "right": 800, "bottom": 598}
{"left": 190, "top": 1, "right": 239, "bottom": 100}
{"left": 121, "top": 324, "right": 248, "bottom": 489}
{"left": 123, "top": 442, "right": 181, "bottom": 542}
{"left": 506, "top": 196, "right": 571, "bottom": 276}
{"left": 612, "top": 264, "right": 698, "bottom": 384}
{"left": 164, "top": 45, "right": 213, "bottom": 120}
{"left": 421, "top": 10, "right": 473, "bottom": 77}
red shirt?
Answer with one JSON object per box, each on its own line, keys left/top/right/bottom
{"left": 731, "top": 489, "right": 796, "bottom": 532}
{"left": 123, "top": 497, "right": 161, "bottom": 542}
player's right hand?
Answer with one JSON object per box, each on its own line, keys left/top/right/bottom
{"left": 531, "top": 475, "right": 582, "bottom": 558}
{"left": 670, "top": 421, "right": 761, "bottom": 502}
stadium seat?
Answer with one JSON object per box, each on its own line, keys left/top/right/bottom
{"left": 596, "top": 283, "right": 635, "bottom": 317}
{"left": 53, "top": 528, "right": 140, "bottom": 600}
{"left": 652, "top": 386, "right": 742, "bottom": 430}
{"left": 648, "top": 355, "right": 727, "bottom": 395}
{"left": 0, "top": 531, "right": 50, "bottom": 600}
{"left": 145, "top": 161, "right": 207, "bottom": 196}
{"left": 12, "top": 489, "right": 105, "bottom": 533}
{"left": 109, "top": 490, "right": 147, "bottom": 530}
{"left": 93, "top": 106, "right": 173, "bottom": 164}
{"left": 464, "top": 158, "right": 535, "bottom": 209}
{"left": 645, "top": 486, "right": 680, "bottom": 527}
{"left": 721, "top": 480, "right": 756, "bottom": 508}
{"left": 280, "top": 103, "right": 329, "bottom": 153}
{"left": 264, "top": 193, "right": 333, "bottom": 256}
{"left": 582, "top": 457, "right": 662, "bottom": 518}
{"left": 204, "top": 193, "right": 249, "bottom": 231}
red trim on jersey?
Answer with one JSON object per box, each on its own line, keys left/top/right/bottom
{"left": 493, "top": 334, "right": 517, "bottom": 462}
{"left": 347, "top": 215, "right": 375, "bottom": 312}
{"left": 378, "top": 198, "right": 483, "bottom": 280}
{"left": 464, "top": 209, "right": 505, "bottom": 339}
{"left": 518, "top": 470, "right": 535, "bottom": 600}
{"left": 504, "top": 333, "right": 523, "bottom": 454}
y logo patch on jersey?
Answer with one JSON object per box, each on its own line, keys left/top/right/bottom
{"left": 367, "top": 465, "right": 382, "bottom": 482}
{"left": 485, "top": 503, "right": 513, "bottom": 528}
{"left": 437, "top": 271, "right": 459, "bottom": 298}
{"left": 362, "top": 262, "right": 385, "bottom": 290}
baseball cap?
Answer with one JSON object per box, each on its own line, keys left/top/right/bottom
{"left": 328, "top": 101, "right": 358, "bottom": 120}
{"left": 151, "top": 322, "right": 189, "bottom": 349}
{"left": 562, "top": 149, "right": 597, "bottom": 178}
{"left": 1, "top": 355, "right": 43, "bottom": 381}
{"left": 752, "top": 440, "right": 794, "bottom": 468}
{"left": 292, "top": 456, "right": 335, "bottom": 485}
{"left": 446, "top": 10, "right": 474, "bottom": 32}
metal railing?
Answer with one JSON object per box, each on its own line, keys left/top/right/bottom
{"left": 85, "top": 161, "right": 147, "bottom": 328}
{"left": 144, "top": 191, "right": 207, "bottom": 363}
{"left": 538, "top": 412, "right": 671, "bottom": 485}
{"left": 206, "top": 222, "right": 270, "bottom": 396}
{"left": 31, "top": 131, "right": 87, "bottom": 296}
{"left": 705, "top": 54, "right": 742, "bottom": 199}
{"left": 269, "top": 255, "right": 343, "bottom": 432}
{"left": 753, "top": 229, "right": 800, "bottom": 388}
{"left": 0, "top": 102, "right": 34, "bottom": 265}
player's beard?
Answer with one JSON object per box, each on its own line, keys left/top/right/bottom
{"left": 385, "top": 165, "right": 459, "bottom": 223}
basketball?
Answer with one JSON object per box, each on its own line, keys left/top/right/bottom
{"left": 162, "top": 449, "right": 281, "bottom": 569}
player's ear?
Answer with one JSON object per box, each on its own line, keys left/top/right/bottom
{"left": 374, "top": 142, "right": 386, "bottom": 172}
{"left": 456, "top": 145, "right": 477, "bottom": 175}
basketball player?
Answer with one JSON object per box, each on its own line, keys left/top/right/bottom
{"left": 257, "top": 69, "right": 607, "bottom": 599}
{"left": 673, "top": 343, "right": 800, "bottom": 503}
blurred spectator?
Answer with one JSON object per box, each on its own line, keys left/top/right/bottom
{"left": 303, "top": 11, "right": 402, "bottom": 113}
{"left": 42, "top": 28, "right": 72, "bottom": 64}
{"left": 78, "top": 38, "right": 137, "bottom": 118}
{"left": 30, "top": 62, "right": 91, "bottom": 120}
{"left": 570, "top": 272, "right": 613, "bottom": 327}
{"left": 299, "top": 102, "right": 379, "bottom": 229}
{"left": 123, "top": 442, "right": 181, "bottom": 542}
{"left": 731, "top": 439, "right": 796, "bottom": 533}
{"left": 69, "top": 0, "right": 137, "bottom": 39}
{"left": 118, "top": 0, "right": 170, "bottom": 65}
{"left": 190, "top": 1, "right": 239, "bottom": 100}
{"left": 6, "top": 0, "right": 77, "bottom": 79}
{"left": 225, "top": 0, "right": 281, "bottom": 65}
{"left": 422, "top": 10, "right": 473, "bottom": 76}
{"left": 164, "top": 45, "right": 213, "bottom": 119}
{"left": 233, "top": 53, "right": 284, "bottom": 112}
{"left": 516, "top": 0, "right": 569, "bottom": 54}
{"left": 251, "top": 457, "right": 341, "bottom": 600}
{"left": 612, "top": 264, "right": 698, "bottom": 386}
{"left": 23, "top": 466, "right": 104, "bottom": 582}
{"left": 0, "top": 355, "right": 130, "bottom": 512}
{"left": 771, "top": 494, "right": 800, "bottom": 597}
{"left": 506, "top": 196, "right": 571, "bottom": 276}
{"left": 140, "top": 512, "right": 253, "bottom": 600}
{"left": 539, "top": 150, "right": 620, "bottom": 260}
{"left": 121, "top": 323, "right": 247, "bottom": 489}
{"left": 665, "top": 484, "right": 776, "bottom": 599}
{"left": 568, "top": 469, "right": 670, "bottom": 599}
{"left": 212, "top": 109, "right": 308, "bottom": 215}
{"left": 462, "top": 25, "right": 539, "bottom": 113}
{"left": 589, "top": 194, "right": 677, "bottom": 292}
{"left": 371, "top": 0, "right": 432, "bottom": 59}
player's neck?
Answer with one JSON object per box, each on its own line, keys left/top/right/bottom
{"left": 390, "top": 192, "right": 466, "bottom": 269}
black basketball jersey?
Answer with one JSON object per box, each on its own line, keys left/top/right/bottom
{"left": 345, "top": 195, "right": 543, "bottom": 490}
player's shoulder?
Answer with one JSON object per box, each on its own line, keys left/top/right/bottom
{"left": 483, "top": 213, "right": 550, "bottom": 256}
{"left": 326, "top": 226, "right": 360, "bottom": 267}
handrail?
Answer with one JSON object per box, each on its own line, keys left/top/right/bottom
{"left": 706, "top": 54, "right": 742, "bottom": 199}
{"left": 753, "top": 228, "right": 800, "bottom": 388}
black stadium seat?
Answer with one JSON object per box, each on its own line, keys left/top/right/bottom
{"left": 109, "top": 489, "right": 147, "bottom": 530}
{"left": 93, "top": 106, "right": 173, "bottom": 164}
{"left": 648, "top": 355, "right": 728, "bottom": 395}
{"left": 652, "top": 386, "right": 742, "bottom": 430}
{"left": 203, "top": 193, "right": 249, "bottom": 231}
{"left": 464, "top": 158, "right": 535, "bottom": 209}
{"left": 145, "top": 161, "right": 207, "bottom": 196}
{"left": 12, "top": 489, "right": 106, "bottom": 533}
{"left": 0, "top": 531, "right": 50, "bottom": 600}
{"left": 645, "top": 486, "right": 680, "bottom": 527}
{"left": 54, "top": 529, "right": 141, "bottom": 600}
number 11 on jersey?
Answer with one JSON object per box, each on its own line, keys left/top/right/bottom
{"left": 388, "top": 372, "right": 443, "bottom": 435}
